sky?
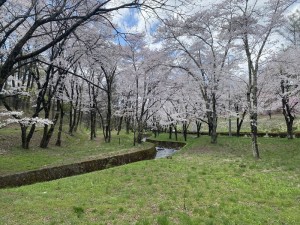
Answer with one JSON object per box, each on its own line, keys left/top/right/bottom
{"left": 112, "top": 7, "right": 159, "bottom": 47}
{"left": 111, "top": 0, "right": 300, "bottom": 48}
{"left": 111, "top": 0, "right": 193, "bottom": 48}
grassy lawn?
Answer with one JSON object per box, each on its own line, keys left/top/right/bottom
{"left": 0, "top": 127, "right": 151, "bottom": 175}
{"left": 0, "top": 134, "right": 299, "bottom": 224}
{"left": 197, "top": 113, "right": 300, "bottom": 133}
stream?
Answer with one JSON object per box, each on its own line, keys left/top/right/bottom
{"left": 155, "top": 147, "right": 178, "bottom": 159}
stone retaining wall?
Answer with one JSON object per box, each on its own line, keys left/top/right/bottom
{"left": 0, "top": 147, "right": 156, "bottom": 188}
{"left": 146, "top": 139, "right": 186, "bottom": 149}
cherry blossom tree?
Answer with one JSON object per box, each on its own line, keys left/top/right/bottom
{"left": 117, "top": 34, "right": 173, "bottom": 144}
{"left": 280, "top": 9, "right": 300, "bottom": 46}
{"left": 231, "top": 0, "right": 296, "bottom": 158}
{"left": 0, "top": 0, "right": 177, "bottom": 149}
{"left": 263, "top": 47, "right": 300, "bottom": 138}
{"left": 156, "top": 0, "right": 237, "bottom": 144}
{"left": 0, "top": 0, "right": 172, "bottom": 92}
{"left": 0, "top": 60, "right": 49, "bottom": 149}
{"left": 87, "top": 44, "right": 120, "bottom": 143}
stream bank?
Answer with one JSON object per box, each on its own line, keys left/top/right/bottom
{"left": 0, "top": 139, "right": 185, "bottom": 188}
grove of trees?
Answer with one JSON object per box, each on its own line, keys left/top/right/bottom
{"left": 1, "top": 0, "right": 299, "bottom": 159}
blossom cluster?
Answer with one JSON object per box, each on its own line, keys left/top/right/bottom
{"left": 0, "top": 110, "right": 53, "bottom": 128}
{"left": 0, "top": 88, "right": 30, "bottom": 97}
{"left": 7, "top": 117, "right": 53, "bottom": 127}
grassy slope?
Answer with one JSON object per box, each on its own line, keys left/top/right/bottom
{"left": 0, "top": 113, "right": 298, "bottom": 175}
{"left": 0, "top": 135, "right": 299, "bottom": 225}
{"left": 0, "top": 128, "right": 151, "bottom": 175}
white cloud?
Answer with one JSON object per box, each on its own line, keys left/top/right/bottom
{"left": 111, "top": 0, "right": 300, "bottom": 49}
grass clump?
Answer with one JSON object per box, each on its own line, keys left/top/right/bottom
{"left": 157, "top": 215, "right": 170, "bottom": 225}
{"left": 73, "top": 206, "right": 85, "bottom": 218}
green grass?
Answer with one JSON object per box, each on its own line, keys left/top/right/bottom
{"left": 0, "top": 128, "right": 151, "bottom": 175}
{"left": 194, "top": 113, "right": 300, "bottom": 133}
{"left": 0, "top": 135, "right": 299, "bottom": 224}
{"left": 0, "top": 112, "right": 297, "bottom": 175}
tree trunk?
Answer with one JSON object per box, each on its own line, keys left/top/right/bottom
{"left": 40, "top": 101, "right": 52, "bottom": 148}
{"left": 40, "top": 124, "right": 49, "bottom": 148}
{"left": 136, "top": 131, "right": 143, "bottom": 144}
{"left": 20, "top": 123, "right": 36, "bottom": 149}
{"left": 248, "top": 86, "right": 260, "bottom": 159}
{"left": 250, "top": 112, "right": 259, "bottom": 158}
{"left": 74, "top": 84, "right": 82, "bottom": 132}
{"left": 40, "top": 124, "right": 55, "bottom": 148}
{"left": 210, "top": 93, "right": 218, "bottom": 144}
{"left": 90, "top": 110, "right": 96, "bottom": 140}
{"left": 174, "top": 125, "right": 178, "bottom": 141}
{"left": 286, "top": 119, "right": 294, "bottom": 139}
{"left": 196, "top": 121, "right": 202, "bottom": 138}
{"left": 71, "top": 108, "right": 77, "bottom": 133}
{"left": 105, "top": 125, "right": 109, "bottom": 142}
{"left": 281, "top": 79, "right": 295, "bottom": 139}
{"left": 40, "top": 108, "right": 50, "bottom": 148}
{"left": 250, "top": 110, "right": 260, "bottom": 159}
{"left": 169, "top": 125, "right": 172, "bottom": 139}
{"left": 21, "top": 125, "right": 29, "bottom": 149}
{"left": 56, "top": 100, "right": 64, "bottom": 146}
{"left": 74, "top": 110, "right": 81, "bottom": 132}
{"left": 117, "top": 116, "right": 123, "bottom": 135}
{"left": 153, "top": 129, "right": 157, "bottom": 138}
{"left": 90, "top": 111, "right": 94, "bottom": 140}
{"left": 228, "top": 117, "right": 232, "bottom": 137}
{"left": 207, "top": 115, "right": 213, "bottom": 136}
{"left": 236, "top": 117, "right": 240, "bottom": 137}
{"left": 182, "top": 122, "right": 188, "bottom": 141}
{"left": 68, "top": 101, "right": 73, "bottom": 135}
{"left": 136, "top": 122, "right": 144, "bottom": 144}
{"left": 236, "top": 109, "right": 246, "bottom": 137}
{"left": 105, "top": 91, "right": 112, "bottom": 143}
{"left": 40, "top": 101, "right": 60, "bottom": 148}
{"left": 125, "top": 117, "right": 131, "bottom": 134}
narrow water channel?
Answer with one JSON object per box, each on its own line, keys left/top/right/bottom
{"left": 155, "top": 147, "right": 177, "bottom": 159}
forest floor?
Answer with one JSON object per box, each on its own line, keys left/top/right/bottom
{"left": 0, "top": 134, "right": 299, "bottom": 224}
